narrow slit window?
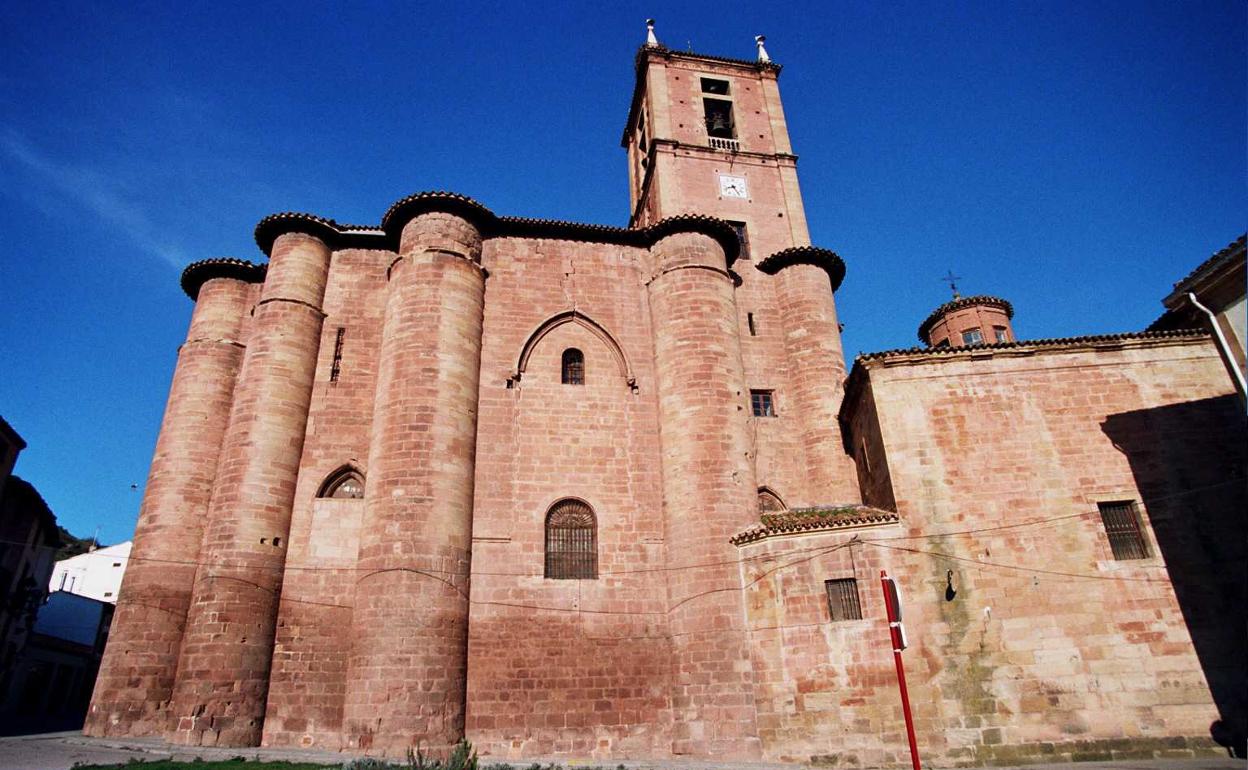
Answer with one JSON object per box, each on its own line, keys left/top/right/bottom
{"left": 747, "top": 312, "right": 757, "bottom": 336}
{"left": 750, "top": 389, "right": 776, "bottom": 417}
{"left": 330, "top": 327, "right": 346, "bottom": 383}
{"left": 562, "top": 348, "right": 585, "bottom": 385}
{"left": 1098, "top": 501, "right": 1149, "bottom": 560}
{"left": 826, "top": 578, "right": 863, "bottom": 622}
{"left": 545, "top": 499, "right": 597, "bottom": 579}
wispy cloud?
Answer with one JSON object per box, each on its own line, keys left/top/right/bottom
{"left": 0, "top": 130, "right": 186, "bottom": 269}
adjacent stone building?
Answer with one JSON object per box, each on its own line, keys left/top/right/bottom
{"left": 86, "top": 27, "right": 1246, "bottom": 765}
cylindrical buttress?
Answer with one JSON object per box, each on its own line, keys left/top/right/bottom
{"left": 167, "top": 232, "right": 332, "bottom": 747}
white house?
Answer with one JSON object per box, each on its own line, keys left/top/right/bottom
{"left": 48, "top": 542, "right": 131, "bottom": 604}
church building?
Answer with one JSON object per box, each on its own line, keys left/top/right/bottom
{"left": 86, "top": 24, "right": 1246, "bottom": 765}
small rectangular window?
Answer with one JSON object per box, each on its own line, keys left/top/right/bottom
{"left": 727, "top": 220, "right": 750, "bottom": 260}
{"left": 112, "top": 562, "right": 121, "bottom": 567}
{"left": 747, "top": 312, "right": 757, "bottom": 336}
{"left": 700, "top": 77, "right": 730, "bottom": 95}
{"left": 826, "top": 578, "right": 863, "bottom": 622}
{"left": 1098, "top": 501, "right": 1149, "bottom": 560}
{"left": 994, "top": 326, "right": 1009, "bottom": 343}
{"left": 750, "top": 390, "right": 776, "bottom": 417}
{"left": 104, "top": 591, "right": 113, "bottom": 597}
{"left": 961, "top": 328, "right": 984, "bottom": 346}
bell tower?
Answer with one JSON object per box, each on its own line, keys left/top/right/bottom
{"left": 624, "top": 22, "right": 862, "bottom": 507}
{"left": 623, "top": 24, "right": 808, "bottom": 252}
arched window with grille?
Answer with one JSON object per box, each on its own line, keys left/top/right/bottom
{"left": 758, "top": 487, "right": 786, "bottom": 514}
{"left": 561, "top": 348, "right": 584, "bottom": 385}
{"left": 317, "top": 466, "right": 364, "bottom": 499}
{"left": 544, "top": 499, "right": 597, "bottom": 579}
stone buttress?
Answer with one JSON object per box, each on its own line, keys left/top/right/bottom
{"left": 757, "top": 247, "right": 860, "bottom": 504}
{"left": 340, "top": 201, "right": 487, "bottom": 754}
{"left": 86, "top": 264, "right": 259, "bottom": 736}
{"left": 168, "top": 230, "right": 332, "bottom": 747}
{"left": 646, "top": 223, "right": 762, "bottom": 758}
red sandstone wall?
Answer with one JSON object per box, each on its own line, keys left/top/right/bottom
{"left": 87, "top": 276, "right": 253, "bottom": 737}
{"left": 745, "top": 339, "right": 1242, "bottom": 764}
{"left": 466, "top": 237, "right": 674, "bottom": 759}
{"left": 262, "top": 248, "right": 390, "bottom": 750}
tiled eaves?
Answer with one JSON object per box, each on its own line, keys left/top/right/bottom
{"left": 917, "top": 295, "right": 1015, "bottom": 343}
{"left": 622, "top": 44, "right": 783, "bottom": 147}
{"left": 247, "top": 192, "right": 741, "bottom": 265}
{"left": 731, "top": 508, "right": 901, "bottom": 546}
{"left": 181, "top": 257, "right": 268, "bottom": 300}
{"left": 755, "top": 246, "right": 846, "bottom": 290}
{"left": 857, "top": 328, "right": 1210, "bottom": 364}
{"left": 1169, "top": 233, "right": 1246, "bottom": 296}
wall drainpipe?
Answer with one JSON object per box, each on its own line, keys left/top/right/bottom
{"left": 1188, "top": 291, "right": 1247, "bottom": 409}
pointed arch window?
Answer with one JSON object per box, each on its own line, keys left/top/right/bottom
{"left": 561, "top": 348, "right": 585, "bottom": 385}
{"left": 318, "top": 467, "right": 364, "bottom": 499}
{"left": 758, "top": 487, "right": 786, "bottom": 514}
{"left": 544, "top": 499, "right": 597, "bottom": 579}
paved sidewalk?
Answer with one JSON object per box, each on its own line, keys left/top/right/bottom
{"left": 0, "top": 732, "right": 1242, "bottom": 770}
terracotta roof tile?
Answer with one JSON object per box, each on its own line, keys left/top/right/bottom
{"left": 755, "top": 246, "right": 846, "bottom": 290}
{"left": 858, "top": 328, "right": 1208, "bottom": 362}
{"left": 180, "top": 257, "right": 267, "bottom": 300}
{"left": 917, "top": 295, "right": 1014, "bottom": 344}
{"left": 732, "top": 505, "right": 900, "bottom": 545}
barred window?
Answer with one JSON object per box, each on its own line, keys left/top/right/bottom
{"left": 825, "top": 578, "right": 863, "bottom": 622}
{"left": 562, "top": 348, "right": 584, "bottom": 385}
{"left": 1098, "top": 501, "right": 1148, "bottom": 560}
{"left": 751, "top": 389, "right": 776, "bottom": 417}
{"left": 318, "top": 467, "right": 364, "bottom": 499}
{"left": 545, "top": 499, "right": 597, "bottom": 579}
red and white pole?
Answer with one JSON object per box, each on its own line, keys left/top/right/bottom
{"left": 881, "top": 570, "right": 922, "bottom": 770}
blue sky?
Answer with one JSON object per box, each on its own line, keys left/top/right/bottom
{"left": 1, "top": 1, "right": 1243, "bottom": 544}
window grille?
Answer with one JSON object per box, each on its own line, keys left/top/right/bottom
{"left": 826, "top": 578, "right": 863, "bottom": 622}
{"left": 562, "top": 348, "right": 584, "bottom": 385}
{"left": 545, "top": 499, "right": 597, "bottom": 579}
{"left": 751, "top": 390, "right": 776, "bottom": 417}
{"left": 1098, "top": 501, "right": 1148, "bottom": 560}
{"left": 961, "top": 328, "right": 984, "bottom": 345}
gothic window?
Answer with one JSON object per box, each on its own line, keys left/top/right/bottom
{"left": 750, "top": 389, "right": 776, "bottom": 417}
{"left": 318, "top": 467, "right": 364, "bottom": 499}
{"left": 825, "top": 578, "right": 864, "bottom": 622}
{"left": 544, "top": 499, "right": 597, "bottom": 579}
{"left": 1098, "top": 501, "right": 1148, "bottom": 560}
{"left": 562, "top": 348, "right": 585, "bottom": 385}
{"left": 758, "top": 488, "right": 786, "bottom": 514}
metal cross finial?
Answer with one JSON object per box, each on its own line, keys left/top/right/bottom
{"left": 755, "top": 35, "right": 771, "bottom": 62}
{"left": 941, "top": 270, "right": 963, "bottom": 299}
{"left": 645, "top": 19, "right": 659, "bottom": 47}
